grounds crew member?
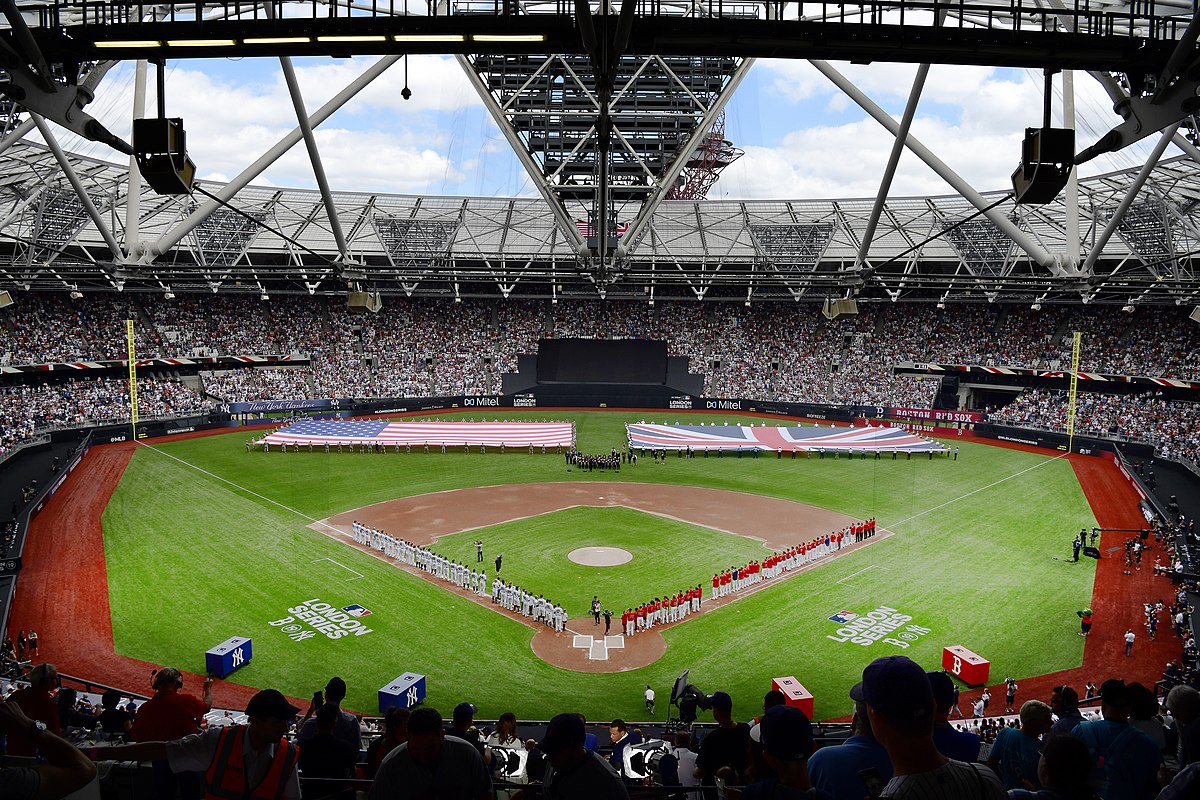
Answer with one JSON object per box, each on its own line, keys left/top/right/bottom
{"left": 90, "top": 689, "right": 302, "bottom": 800}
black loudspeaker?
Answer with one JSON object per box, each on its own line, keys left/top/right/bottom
{"left": 1012, "top": 127, "right": 1074, "bottom": 204}
{"left": 133, "top": 118, "right": 197, "bottom": 195}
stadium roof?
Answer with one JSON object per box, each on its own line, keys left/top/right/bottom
{"left": 0, "top": 0, "right": 1198, "bottom": 306}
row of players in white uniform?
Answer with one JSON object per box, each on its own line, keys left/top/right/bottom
{"left": 348, "top": 521, "right": 568, "bottom": 632}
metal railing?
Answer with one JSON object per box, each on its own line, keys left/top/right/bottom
{"left": 26, "top": 0, "right": 1186, "bottom": 42}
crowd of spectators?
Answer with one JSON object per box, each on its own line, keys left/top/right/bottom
{"left": 4, "top": 293, "right": 1200, "bottom": 462}
{"left": 990, "top": 389, "right": 1200, "bottom": 465}
{"left": 0, "top": 376, "right": 208, "bottom": 456}
{"left": 8, "top": 654, "right": 1200, "bottom": 799}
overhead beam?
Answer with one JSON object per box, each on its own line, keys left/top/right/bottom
{"left": 26, "top": 14, "right": 1179, "bottom": 73}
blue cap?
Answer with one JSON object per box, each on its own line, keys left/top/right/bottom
{"left": 710, "top": 691, "right": 733, "bottom": 712}
{"left": 859, "top": 656, "right": 934, "bottom": 721}
{"left": 758, "top": 705, "right": 814, "bottom": 761}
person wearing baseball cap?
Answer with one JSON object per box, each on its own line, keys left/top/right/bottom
{"left": 537, "top": 712, "right": 628, "bottom": 799}
{"left": 92, "top": 688, "right": 303, "bottom": 800}
{"left": 694, "top": 691, "right": 752, "bottom": 789}
{"left": 449, "top": 701, "right": 488, "bottom": 763}
{"left": 741, "top": 705, "right": 830, "bottom": 799}
{"left": 859, "top": 656, "right": 1004, "bottom": 798}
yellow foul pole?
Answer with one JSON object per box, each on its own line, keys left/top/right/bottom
{"left": 1066, "top": 330, "right": 1081, "bottom": 454}
{"left": 126, "top": 319, "right": 138, "bottom": 439}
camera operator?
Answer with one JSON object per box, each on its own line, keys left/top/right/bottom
{"left": 652, "top": 731, "right": 700, "bottom": 793}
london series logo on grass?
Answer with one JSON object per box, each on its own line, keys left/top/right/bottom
{"left": 826, "top": 606, "right": 932, "bottom": 649}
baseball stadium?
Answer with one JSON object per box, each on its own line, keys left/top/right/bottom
{"left": 1, "top": 0, "right": 1200, "bottom": 797}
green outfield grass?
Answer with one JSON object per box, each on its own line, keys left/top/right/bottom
{"left": 101, "top": 411, "right": 1097, "bottom": 721}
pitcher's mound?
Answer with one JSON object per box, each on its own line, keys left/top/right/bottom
{"left": 568, "top": 546, "right": 633, "bottom": 566}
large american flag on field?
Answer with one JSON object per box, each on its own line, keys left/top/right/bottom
{"left": 626, "top": 423, "right": 946, "bottom": 453}
{"left": 260, "top": 420, "right": 575, "bottom": 448}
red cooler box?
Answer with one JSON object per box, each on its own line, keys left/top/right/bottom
{"left": 771, "top": 676, "right": 814, "bottom": 719}
{"left": 942, "top": 645, "right": 990, "bottom": 687}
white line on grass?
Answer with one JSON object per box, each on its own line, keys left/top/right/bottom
{"left": 133, "top": 440, "right": 344, "bottom": 536}
{"left": 312, "top": 557, "right": 365, "bottom": 582}
{"left": 836, "top": 565, "right": 889, "bottom": 586}
{"left": 888, "top": 452, "right": 1070, "bottom": 530}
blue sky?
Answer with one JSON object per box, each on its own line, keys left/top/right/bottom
{"left": 47, "top": 54, "right": 1167, "bottom": 201}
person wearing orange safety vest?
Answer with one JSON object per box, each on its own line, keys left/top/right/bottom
{"left": 88, "top": 689, "right": 302, "bottom": 800}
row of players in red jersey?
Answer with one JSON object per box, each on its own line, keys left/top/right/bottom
{"left": 619, "top": 519, "right": 877, "bottom": 638}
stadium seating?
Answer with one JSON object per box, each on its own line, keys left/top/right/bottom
{"left": 2, "top": 294, "right": 1199, "bottom": 465}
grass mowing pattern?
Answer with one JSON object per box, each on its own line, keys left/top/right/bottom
{"left": 102, "top": 411, "right": 1096, "bottom": 721}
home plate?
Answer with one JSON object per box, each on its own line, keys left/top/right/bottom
{"left": 589, "top": 641, "right": 608, "bottom": 660}
{"left": 605, "top": 636, "right": 624, "bottom": 650}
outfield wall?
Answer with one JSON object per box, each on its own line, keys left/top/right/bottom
{"left": 973, "top": 422, "right": 1156, "bottom": 459}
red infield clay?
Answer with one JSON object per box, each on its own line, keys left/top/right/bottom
{"left": 323, "top": 482, "right": 879, "bottom": 673}
{"left": 5, "top": 419, "right": 1185, "bottom": 719}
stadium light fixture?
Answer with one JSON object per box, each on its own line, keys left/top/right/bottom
{"left": 68, "top": 291, "right": 83, "bottom": 300}
{"left": 244, "top": 37, "right": 313, "bottom": 45}
{"left": 394, "top": 34, "right": 466, "bottom": 42}
{"left": 95, "top": 40, "right": 163, "bottom": 49}
{"left": 166, "top": 39, "right": 238, "bottom": 47}
{"left": 1121, "top": 304, "right": 1136, "bottom": 313}
{"left": 260, "top": 293, "right": 270, "bottom": 301}
{"left": 472, "top": 34, "right": 546, "bottom": 42}
{"left": 317, "top": 35, "right": 388, "bottom": 43}
{"left": 164, "top": 291, "right": 175, "bottom": 300}
{"left": 1030, "top": 302, "right": 1042, "bottom": 311}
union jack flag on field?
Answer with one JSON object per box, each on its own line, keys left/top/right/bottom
{"left": 261, "top": 419, "right": 575, "bottom": 448}
{"left": 626, "top": 422, "right": 946, "bottom": 453}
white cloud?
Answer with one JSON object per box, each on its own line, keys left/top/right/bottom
{"left": 27, "top": 54, "right": 1182, "bottom": 205}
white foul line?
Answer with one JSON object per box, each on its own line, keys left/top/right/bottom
{"left": 133, "top": 440, "right": 343, "bottom": 535}
{"left": 888, "top": 452, "right": 1069, "bottom": 529}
